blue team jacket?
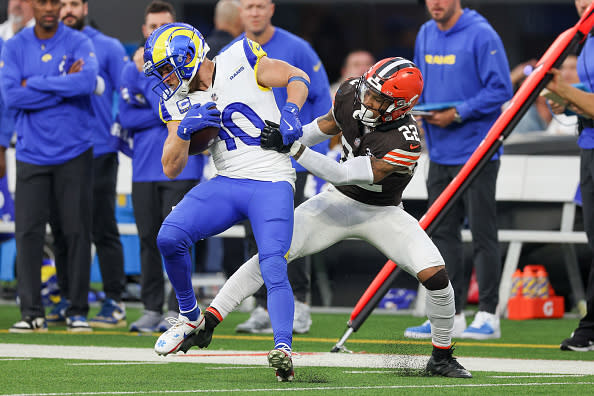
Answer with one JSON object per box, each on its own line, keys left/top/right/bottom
{"left": 229, "top": 28, "right": 333, "bottom": 172}
{"left": 83, "top": 26, "right": 128, "bottom": 158}
{"left": 119, "top": 61, "right": 203, "bottom": 182}
{"left": 0, "top": 23, "right": 99, "bottom": 165}
{"left": 414, "top": 9, "right": 513, "bottom": 165}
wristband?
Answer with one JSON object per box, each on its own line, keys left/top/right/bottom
{"left": 289, "top": 141, "right": 302, "bottom": 157}
{"left": 288, "top": 76, "right": 310, "bottom": 89}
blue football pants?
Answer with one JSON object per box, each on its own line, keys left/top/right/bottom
{"left": 157, "top": 176, "right": 295, "bottom": 348}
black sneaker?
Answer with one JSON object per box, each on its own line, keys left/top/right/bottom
{"left": 560, "top": 332, "right": 594, "bottom": 352}
{"left": 426, "top": 346, "right": 472, "bottom": 378}
{"left": 9, "top": 317, "right": 48, "bottom": 333}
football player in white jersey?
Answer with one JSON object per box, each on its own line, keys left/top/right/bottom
{"left": 142, "top": 22, "right": 309, "bottom": 381}
{"left": 182, "top": 58, "right": 472, "bottom": 379}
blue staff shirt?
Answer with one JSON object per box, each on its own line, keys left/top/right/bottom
{"left": 0, "top": 23, "right": 99, "bottom": 165}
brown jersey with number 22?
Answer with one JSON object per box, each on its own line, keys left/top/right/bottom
{"left": 332, "top": 79, "right": 422, "bottom": 206}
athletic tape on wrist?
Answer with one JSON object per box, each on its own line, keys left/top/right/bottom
{"left": 289, "top": 141, "right": 302, "bottom": 157}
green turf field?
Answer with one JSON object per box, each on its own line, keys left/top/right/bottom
{"left": 1, "top": 303, "right": 593, "bottom": 395}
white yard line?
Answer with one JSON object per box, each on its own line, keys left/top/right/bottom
{"left": 1, "top": 343, "right": 594, "bottom": 375}
{"left": 4, "top": 382, "right": 594, "bottom": 396}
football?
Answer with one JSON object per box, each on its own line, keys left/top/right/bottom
{"left": 188, "top": 126, "right": 219, "bottom": 155}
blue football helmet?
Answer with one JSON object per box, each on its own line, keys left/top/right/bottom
{"left": 143, "top": 23, "right": 209, "bottom": 100}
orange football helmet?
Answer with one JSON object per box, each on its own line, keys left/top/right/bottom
{"left": 355, "top": 57, "right": 423, "bottom": 127}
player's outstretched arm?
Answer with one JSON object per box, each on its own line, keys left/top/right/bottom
{"left": 290, "top": 142, "right": 415, "bottom": 185}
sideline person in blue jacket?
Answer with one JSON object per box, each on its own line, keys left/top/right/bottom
{"left": 405, "top": 0, "right": 512, "bottom": 340}
{"left": 44, "top": 0, "right": 130, "bottom": 329}
{"left": 1, "top": 0, "right": 99, "bottom": 333}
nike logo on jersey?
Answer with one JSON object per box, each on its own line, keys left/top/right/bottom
{"left": 490, "top": 50, "right": 498, "bottom": 55}
{"left": 283, "top": 120, "right": 294, "bottom": 131}
{"left": 313, "top": 61, "right": 322, "bottom": 72}
{"left": 410, "top": 144, "right": 420, "bottom": 150}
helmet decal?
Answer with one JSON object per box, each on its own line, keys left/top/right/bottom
{"left": 143, "top": 23, "right": 210, "bottom": 100}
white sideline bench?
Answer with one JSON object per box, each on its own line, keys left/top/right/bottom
{"left": 406, "top": 154, "right": 586, "bottom": 317}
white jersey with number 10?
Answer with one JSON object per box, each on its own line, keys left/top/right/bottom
{"left": 159, "top": 37, "right": 296, "bottom": 186}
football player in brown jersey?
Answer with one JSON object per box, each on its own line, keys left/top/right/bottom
{"left": 181, "top": 57, "right": 472, "bottom": 379}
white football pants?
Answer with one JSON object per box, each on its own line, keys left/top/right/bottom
{"left": 211, "top": 186, "right": 454, "bottom": 346}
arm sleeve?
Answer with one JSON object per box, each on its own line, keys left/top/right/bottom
{"left": 296, "top": 146, "right": 374, "bottom": 186}
{"left": 455, "top": 30, "right": 513, "bottom": 120}
{"left": 300, "top": 119, "right": 332, "bottom": 146}
{"left": 0, "top": 40, "right": 62, "bottom": 109}
{"left": 26, "top": 36, "right": 99, "bottom": 97}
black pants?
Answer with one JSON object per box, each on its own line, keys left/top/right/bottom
{"left": 132, "top": 179, "right": 198, "bottom": 313}
{"left": 16, "top": 149, "right": 93, "bottom": 318}
{"left": 575, "top": 148, "right": 594, "bottom": 338}
{"left": 51, "top": 153, "right": 125, "bottom": 302}
{"left": 248, "top": 172, "right": 311, "bottom": 305}
{"left": 427, "top": 160, "right": 501, "bottom": 314}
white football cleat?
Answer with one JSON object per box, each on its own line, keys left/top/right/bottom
{"left": 154, "top": 313, "right": 205, "bottom": 356}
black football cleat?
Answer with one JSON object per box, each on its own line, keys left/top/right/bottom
{"left": 179, "top": 326, "right": 214, "bottom": 353}
{"left": 426, "top": 346, "right": 472, "bottom": 378}
{"left": 178, "top": 309, "right": 220, "bottom": 353}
